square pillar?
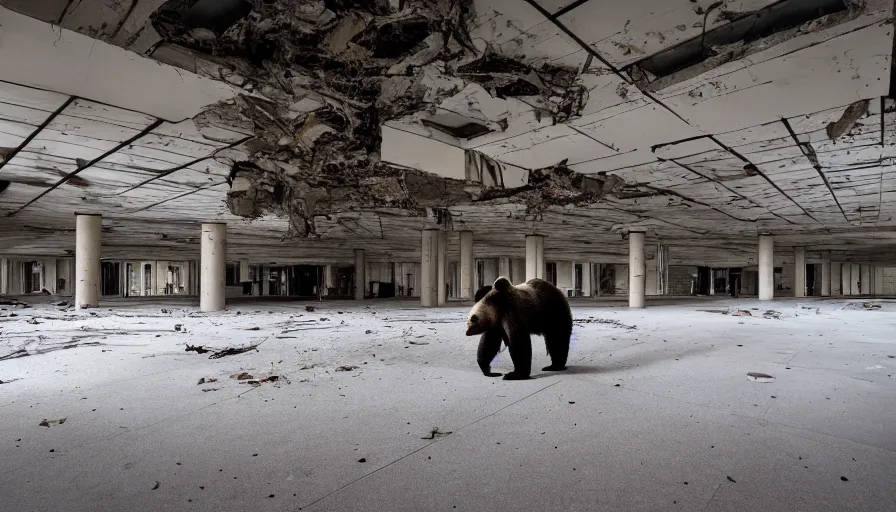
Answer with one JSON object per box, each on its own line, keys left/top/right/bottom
{"left": 525, "top": 235, "right": 545, "bottom": 281}
{"left": 459, "top": 231, "right": 474, "bottom": 300}
{"left": 628, "top": 231, "right": 646, "bottom": 308}
{"left": 239, "top": 259, "right": 250, "bottom": 282}
{"left": 324, "top": 264, "right": 334, "bottom": 296}
{"left": 200, "top": 223, "right": 226, "bottom": 312}
{"left": 421, "top": 230, "right": 438, "bottom": 307}
{"left": 0, "top": 257, "right": 8, "bottom": 295}
{"left": 354, "top": 249, "right": 366, "bottom": 300}
{"left": 437, "top": 231, "right": 447, "bottom": 306}
{"left": 793, "top": 247, "right": 806, "bottom": 298}
{"left": 75, "top": 213, "right": 102, "bottom": 309}
{"left": 758, "top": 234, "right": 774, "bottom": 300}
{"left": 821, "top": 252, "right": 831, "bottom": 297}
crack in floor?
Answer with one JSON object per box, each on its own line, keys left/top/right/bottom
{"left": 297, "top": 378, "right": 565, "bottom": 511}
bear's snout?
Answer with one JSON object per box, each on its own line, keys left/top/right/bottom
{"left": 465, "top": 321, "right": 484, "bottom": 336}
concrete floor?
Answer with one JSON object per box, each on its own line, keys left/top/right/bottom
{"left": 1, "top": 296, "right": 895, "bottom": 511}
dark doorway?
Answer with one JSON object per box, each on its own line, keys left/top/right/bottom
{"left": 289, "top": 265, "right": 320, "bottom": 297}
{"left": 599, "top": 265, "right": 616, "bottom": 295}
{"left": 696, "top": 266, "right": 711, "bottom": 295}
{"left": 729, "top": 268, "right": 742, "bottom": 297}
{"left": 546, "top": 262, "right": 558, "bottom": 286}
{"left": 574, "top": 263, "right": 583, "bottom": 296}
{"left": 101, "top": 262, "right": 121, "bottom": 296}
{"left": 806, "top": 264, "right": 817, "bottom": 296}
{"left": 143, "top": 264, "right": 153, "bottom": 296}
{"left": 23, "top": 261, "right": 35, "bottom": 293}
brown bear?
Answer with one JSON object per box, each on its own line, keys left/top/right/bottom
{"left": 465, "top": 276, "right": 572, "bottom": 380}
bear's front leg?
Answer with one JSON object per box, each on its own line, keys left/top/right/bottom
{"left": 503, "top": 331, "right": 532, "bottom": 380}
{"left": 476, "top": 329, "right": 504, "bottom": 377}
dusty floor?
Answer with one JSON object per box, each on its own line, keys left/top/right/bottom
{"left": 1, "top": 295, "right": 895, "bottom": 512}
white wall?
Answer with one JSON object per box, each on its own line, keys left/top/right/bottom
{"left": 511, "top": 258, "right": 526, "bottom": 284}
{"left": 555, "top": 261, "right": 573, "bottom": 289}
{"left": 645, "top": 253, "right": 659, "bottom": 296}
{"left": 831, "top": 262, "right": 842, "bottom": 295}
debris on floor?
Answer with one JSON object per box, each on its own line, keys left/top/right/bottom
{"left": 185, "top": 344, "right": 210, "bottom": 354}
{"left": 208, "top": 344, "right": 260, "bottom": 359}
{"left": 733, "top": 310, "right": 752, "bottom": 317}
{"left": 336, "top": 365, "right": 359, "bottom": 372}
{"left": 574, "top": 318, "right": 637, "bottom": 329}
{"left": 747, "top": 372, "right": 776, "bottom": 383}
{"left": 863, "top": 302, "right": 881, "bottom": 310}
{"left": 38, "top": 418, "right": 67, "bottom": 427}
{"left": 762, "top": 310, "right": 781, "bottom": 320}
{"left": 421, "top": 427, "right": 452, "bottom": 440}
{"left": 232, "top": 372, "right": 253, "bottom": 380}
{"left": 305, "top": 306, "right": 316, "bottom": 312}
{"left": 197, "top": 377, "right": 218, "bottom": 385}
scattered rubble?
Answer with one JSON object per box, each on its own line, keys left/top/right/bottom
{"left": 187, "top": 343, "right": 261, "bottom": 358}
{"left": 336, "top": 365, "right": 359, "bottom": 372}
{"left": 574, "top": 318, "right": 637, "bottom": 330}
{"left": 209, "top": 344, "right": 260, "bottom": 359}
{"left": 746, "top": 372, "right": 776, "bottom": 383}
{"left": 38, "top": 418, "right": 67, "bottom": 428}
{"left": 421, "top": 427, "right": 452, "bottom": 440}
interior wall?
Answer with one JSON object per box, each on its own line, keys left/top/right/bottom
{"left": 511, "top": 258, "right": 525, "bottom": 284}
{"left": 668, "top": 266, "right": 696, "bottom": 295}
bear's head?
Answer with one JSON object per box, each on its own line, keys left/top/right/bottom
{"left": 465, "top": 276, "right": 513, "bottom": 336}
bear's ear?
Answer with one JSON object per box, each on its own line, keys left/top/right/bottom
{"left": 493, "top": 276, "right": 512, "bottom": 293}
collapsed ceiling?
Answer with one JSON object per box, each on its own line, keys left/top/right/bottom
{"left": 1, "top": 0, "right": 896, "bottom": 263}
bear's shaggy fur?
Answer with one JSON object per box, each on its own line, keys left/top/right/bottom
{"left": 465, "top": 276, "right": 572, "bottom": 380}
{"left": 472, "top": 284, "right": 507, "bottom": 377}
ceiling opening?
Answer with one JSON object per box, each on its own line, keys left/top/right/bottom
{"left": 626, "top": 0, "right": 848, "bottom": 81}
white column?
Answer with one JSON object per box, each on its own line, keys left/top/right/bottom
{"left": 525, "top": 235, "right": 545, "bottom": 281}
{"left": 850, "top": 263, "right": 861, "bottom": 295}
{"left": 793, "top": 247, "right": 806, "bottom": 298}
{"left": 437, "top": 231, "right": 447, "bottom": 306}
{"left": 354, "top": 249, "right": 366, "bottom": 300}
{"left": 498, "top": 257, "right": 511, "bottom": 279}
{"left": 459, "top": 231, "right": 474, "bottom": 299}
{"left": 75, "top": 214, "right": 102, "bottom": 309}
{"left": 758, "top": 234, "right": 774, "bottom": 300}
{"left": 0, "top": 257, "right": 8, "bottom": 295}
{"left": 239, "top": 259, "right": 250, "bottom": 282}
{"left": 324, "top": 264, "right": 334, "bottom": 296}
{"left": 821, "top": 251, "right": 831, "bottom": 297}
{"left": 200, "top": 223, "right": 226, "bottom": 312}
{"left": 421, "top": 230, "right": 438, "bottom": 307}
{"left": 831, "top": 261, "right": 842, "bottom": 295}
{"left": 629, "top": 231, "right": 646, "bottom": 308}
